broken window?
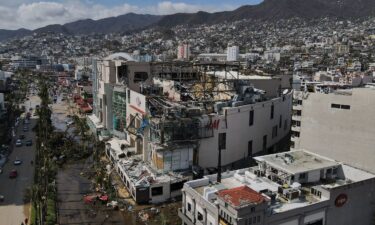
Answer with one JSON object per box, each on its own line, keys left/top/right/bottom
{"left": 170, "top": 181, "right": 185, "bottom": 192}
{"left": 151, "top": 186, "right": 163, "bottom": 196}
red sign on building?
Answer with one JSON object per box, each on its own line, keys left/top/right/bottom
{"left": 335, "top": 194, "right": 348, "bottom": 207}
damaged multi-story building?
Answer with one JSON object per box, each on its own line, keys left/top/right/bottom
{"left": 88, "top": 53, "right": 293, "bottom": 203}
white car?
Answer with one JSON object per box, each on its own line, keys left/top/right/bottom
{"left": 15, "top": 139, "right": 22, "bottom": 147}
{"left": 66, "top": 121, "right": 74, "bottom": 126}
{"left": 13, "top": 159, "right": 22, "bottom": 165}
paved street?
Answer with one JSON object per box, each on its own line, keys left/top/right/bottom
{"left": 0, "top": 95, "right": 40, "bottom": 225}
{"left": 57, "top": 160, "right": 125, "bottom": 225}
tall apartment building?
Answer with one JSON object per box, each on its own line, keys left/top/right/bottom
{"left": 291, "top": 88, "right": 375, "bottom": 174}
{"left": 227, "top": 46, "right": 239, "bottom": 62}
{"left": 178, "top": 42, "right": 191, "bottom": 60}
{"left": 179, "top": 150, "right": 375, "bottom": 225}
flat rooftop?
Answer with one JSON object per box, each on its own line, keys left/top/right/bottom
{"left": 186, "top": 150, "right": 375, "bottom": 214}
{"left": 106, "top": 138, "right": 191, "bottom": 187}
{"left": 254, "top": 150, "right": 339, "bottom": 175}
{"left": 189, "top": 168, "right": 325, "bottom": 214}
{"left": 207, "top": 71, "right": 272, "bottom": 80}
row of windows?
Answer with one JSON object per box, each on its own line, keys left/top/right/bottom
{"left": 246, "top": 215, "right": 261, "bottom": 225}
{"left": 250, "top": 109, "right": 289, "bottom": 131}
{"left": 311, "top": 188, "right": 322, "bottom": 198}
{"left": 220, "top": 210, "right": 233, "bottom": 224}
{"left": 249, "top": 105, "right": 277, "bottom": 126}
{"left": 331, "top": 103, "right": 351, "bottom": 110}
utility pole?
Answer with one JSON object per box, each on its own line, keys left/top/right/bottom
{"left": 217, "top": 133, "right": 226, "bottom": 183}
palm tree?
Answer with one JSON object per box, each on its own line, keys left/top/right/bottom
{"left": 72, "top": 115, "right": 90, "bottom": 156}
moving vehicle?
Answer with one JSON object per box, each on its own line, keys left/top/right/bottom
{"left": 9, "top": 170, "right": 18, "bottom": 178}
{"left": 13, "top": 159, "right": 22, "bottom": 165}
{"left": 16, "top": 139, "right": 23, "bottom": 147}
{"left": 25, "top": 140, "right": 33, "bottom": 146}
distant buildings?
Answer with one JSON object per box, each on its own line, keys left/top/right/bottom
{"left": 10, "top": 55, "right": 48, "bottom": 69}
{"left": 179, "top": 150, "right": 375, "bottom": 225}
{"left": 292, "top": 88, "right": 375, "bottom": 174}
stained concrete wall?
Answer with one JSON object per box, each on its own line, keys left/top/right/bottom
{"left": 295, "top": 88, "right": 375, "bottom": 174}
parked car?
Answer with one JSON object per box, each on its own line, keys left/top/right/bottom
{"left": 25, "top": 140, "right": 33, "bottom": 146}
{"left": 16, "top": 139, "right": 23, "bottom": 147}
{"left": 13, "top": 159, "right": 22, "bottom": 165}
{"left": 0, "top": 195, "right": 4, "bottom": 202}
{"left": 0, "top": 167, "right": 3, "bottom": 174}
{"left": 23, "top": 127, "right": 28, "bottom": 132}
{"left": 19, "top": 135, "right": 25, "bottom": 139}
{"left": 9, "top": 170, "right": 17, "bottom": 178}
{"left": 66, "top": 121, "right": 74, "bottom": 126}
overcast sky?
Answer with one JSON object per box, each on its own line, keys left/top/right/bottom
{"left": 0, "top": 0, "right": 262, "bottom": 30}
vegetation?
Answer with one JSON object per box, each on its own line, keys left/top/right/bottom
{"left": 32, "top": 76, "right": 58, "bottom": 225}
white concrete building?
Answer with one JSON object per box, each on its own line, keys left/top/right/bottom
{"left": 292, "top": 88, "right": 375, "bottom": 174}
{"left": 197, "top": 91, "right": 292, "bottom": 168}
{"left": 264, "top": 50, "right": 281, "bottom": 62}
{"left": 227, "top": 46, "right": 239, "bottom": 62}
{"left": 178, "top": 42, "right": 191, "bottom": 60}
{"left": 179, "top": 150, "right": 375, "bottom": 225}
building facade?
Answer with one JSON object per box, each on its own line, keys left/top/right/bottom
{"left": 178, "top": 43, "right": 191, "bottom": 60}
{"left": 227, "top": 46, "right": 239, "bottom": 62}
{"left": 179, "top": 150, "right": 375, "bottom": 225}
{"left": 291, "top": 88, "right": 375, "bottom": 174}
{"left": 90, "top": 54, "right": 293, "bottom": 203}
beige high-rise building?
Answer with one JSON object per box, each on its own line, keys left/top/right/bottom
{"left": 291, "top": 88, "right": 375, "bottom": 173}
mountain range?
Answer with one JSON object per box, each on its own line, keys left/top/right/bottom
{"left": 1, "top": 0, "right": 375, "bottom": 41}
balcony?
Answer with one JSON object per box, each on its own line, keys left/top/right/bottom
{"left": 292, "top": 115, "right": 301, "bottom": 121}
{"left": 292, "top": 104, "right": 303, "bottom": 110}
{"left": 291, "top": 135, "right": 299, "bottom": 142}
{"left": 291, "top": 126, "right": 301, "bottom": 132}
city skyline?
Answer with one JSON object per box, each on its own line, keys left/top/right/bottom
{"left": 0, "top": 0, "right": 262, "bottom": 30}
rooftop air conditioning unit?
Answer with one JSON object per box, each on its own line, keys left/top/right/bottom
{"left": 286, "top": 189, "right": 300, "bottom": 201}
